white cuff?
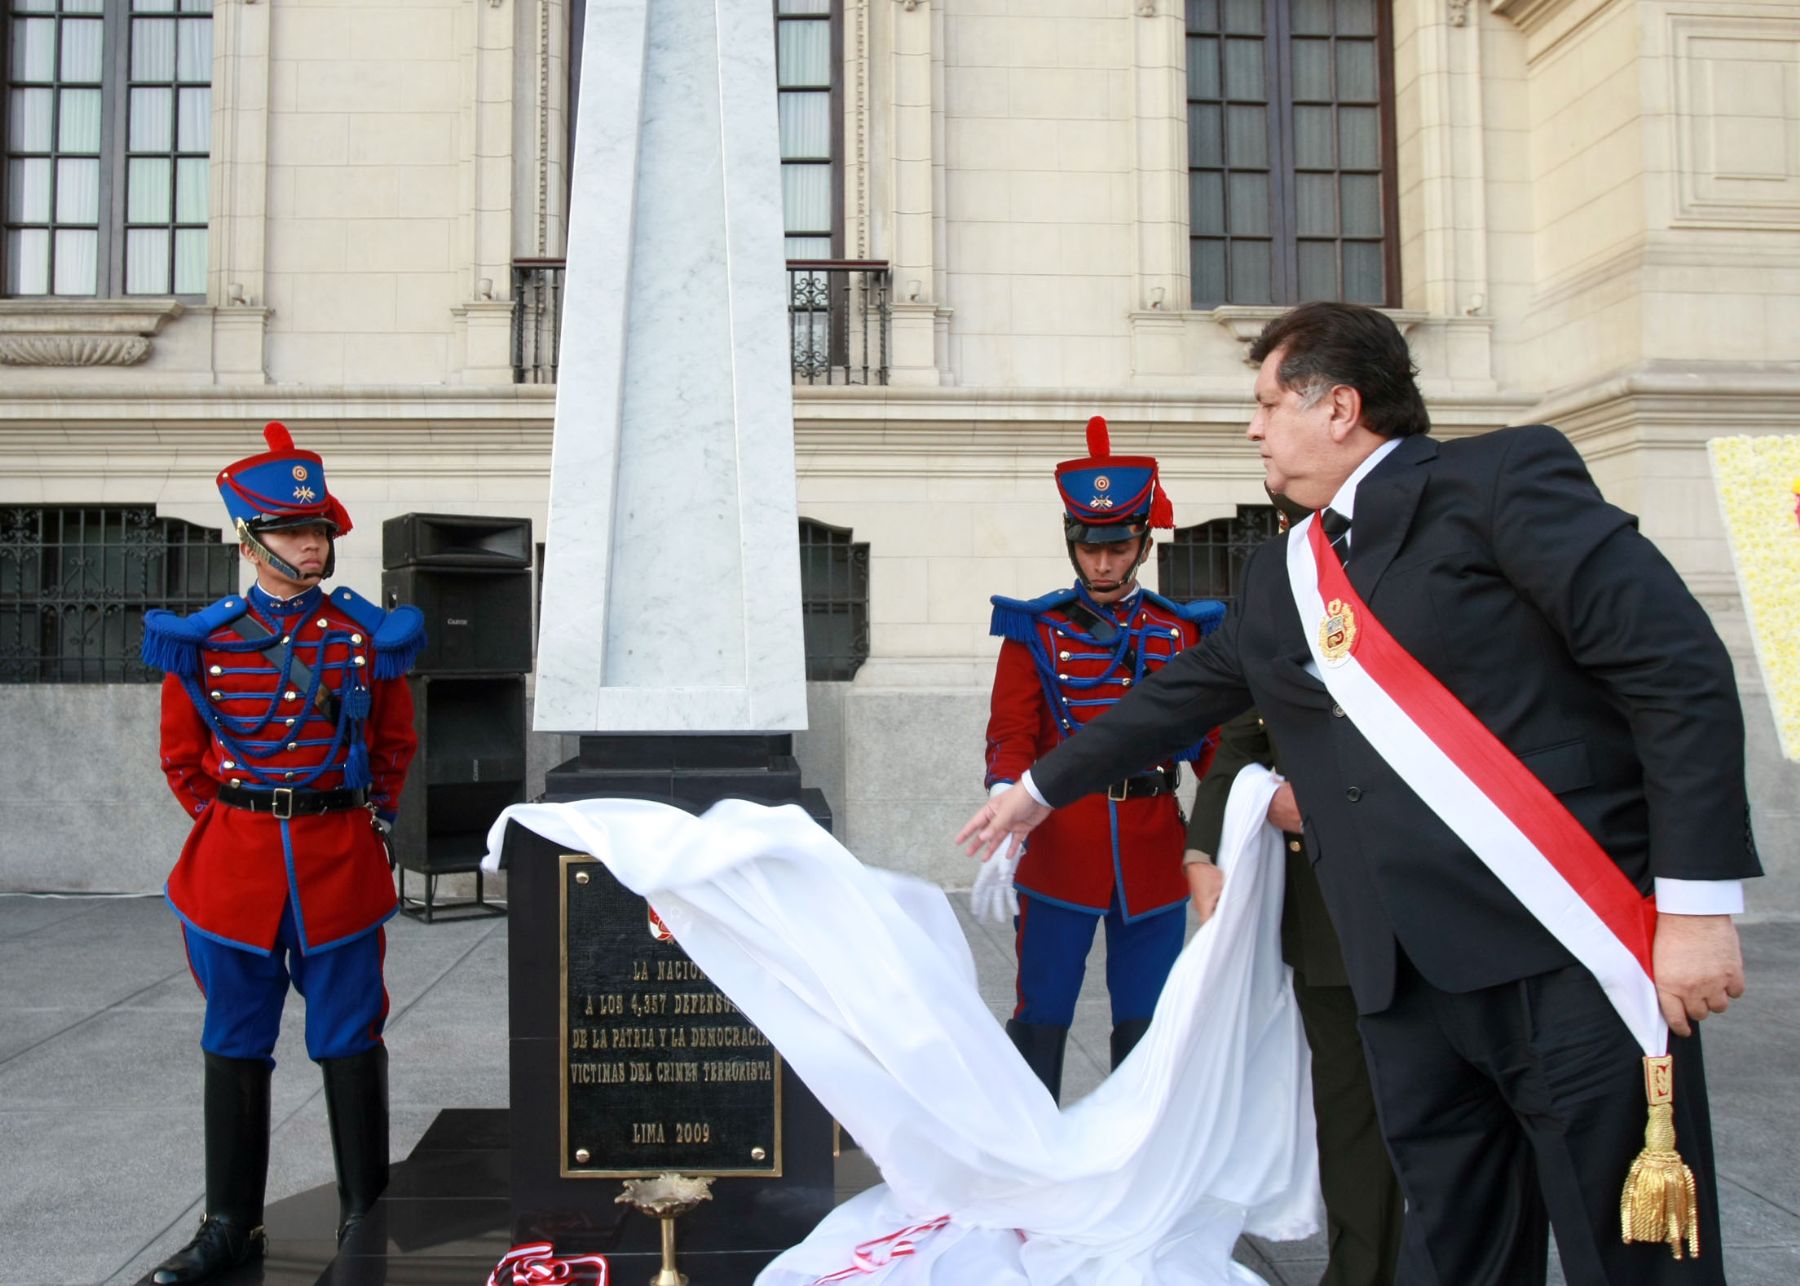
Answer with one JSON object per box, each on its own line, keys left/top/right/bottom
{"left": 1654, "top": 878, "right": 1745, "bottom": 916}
{"left": 1019, "top": 770, "right": 1050, "bottom": 808}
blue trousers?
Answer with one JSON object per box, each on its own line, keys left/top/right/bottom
{"left": 1013, "top": 891, "right": 1185, "bottom": 1027}
{"left": 182, "top": 902, "right": 388, "bottom": 1064}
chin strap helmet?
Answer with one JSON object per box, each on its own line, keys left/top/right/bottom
{"left": 1054, "top": 416, "right": 1175, "bottom": 592}
{"left": 216, "top": 422, "right": 354, "bottom": 582}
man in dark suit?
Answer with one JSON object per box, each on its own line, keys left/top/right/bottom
{"left": 1188, "top": 708, "right": 1403, "bottom": 1286}
{"left": 959, "top": 302, "right": 1758, "bottom": 1286}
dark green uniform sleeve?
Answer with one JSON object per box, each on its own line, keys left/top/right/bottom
{"left": 1184, "top": 708, "right": 1277, "bottom": 858}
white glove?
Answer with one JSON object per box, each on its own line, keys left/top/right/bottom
{"left": 970, "top": 784, "right": 1022, "bottom": 924}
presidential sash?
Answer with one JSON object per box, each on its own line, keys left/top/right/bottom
{"left": 1285, "top": 512, "right": 1700, "bottom": 1258}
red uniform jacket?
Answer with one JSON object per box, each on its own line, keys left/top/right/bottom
{"left": 985, "top": 586, "right": 1224, "bottom": 920}
{"left": 148, "top": 584, "right": 421, "bottom": 955}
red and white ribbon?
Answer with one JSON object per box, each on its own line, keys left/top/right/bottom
{"left": 810, "top": 1215, "right": 953, "bottom": 1283}
{"left": 1285, "top": 514, "right": 1665, "bottom": 1057}
{"left": 487, "top": 1242, "right": 610, "bottom": 1286}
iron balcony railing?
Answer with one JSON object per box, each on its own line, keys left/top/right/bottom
{"left": 510, "top": 259, "right": 891, "bottom": 387}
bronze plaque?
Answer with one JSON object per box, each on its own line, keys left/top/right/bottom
{"left": 559, "top": 854, "right": 782, "bottom": 1178}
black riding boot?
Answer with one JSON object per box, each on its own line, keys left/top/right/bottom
{"left": 152, "top": 1054, "right": 270, "bottom": 1284}
{"left": 1005, "top": 1018, "right": 1069, "bottom": 1102}
{"left": 320, "top": 1045, "right": 390, "bottom": 1245}
{"left": 1110, "top": 1017, "right": 1153, "bottom": 1070}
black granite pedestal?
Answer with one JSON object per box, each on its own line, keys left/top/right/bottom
{"left": 504, "top": 734, "right": 838, "bottom": 1284}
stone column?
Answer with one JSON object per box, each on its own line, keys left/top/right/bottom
{"left": 209, "top": 0, "right": 273, "bottom": 384}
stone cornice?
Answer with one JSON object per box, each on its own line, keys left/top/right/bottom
{"left": 0, "top": 298, "right": 184, "bottom": 367}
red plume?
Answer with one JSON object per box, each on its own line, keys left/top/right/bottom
{"left": 1085, "top": 415, "right": 1110, "bottom": 458}
{"left": 1150, "top": 477, "right": 1174, "bottom": 529}
{"left": 262, "top": 421, "right": 295, "bottom": 452}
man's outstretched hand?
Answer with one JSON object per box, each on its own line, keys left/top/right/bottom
{"left": 957, "top": 781, "right": 1051, "bottom": 863}
{"left": 1654, "top": 913, "right": 1746, "bottom": 1038}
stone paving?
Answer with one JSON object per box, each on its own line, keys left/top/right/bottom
{"left": 2, "top": 893, "right": 1797, "bottom": 1285}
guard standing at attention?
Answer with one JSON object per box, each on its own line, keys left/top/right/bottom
{"left": 142, "top": 423, "right": 424, "bottom": 1283}
{"left": 974, "top": 416, "right": 1224, "bottom": 1100}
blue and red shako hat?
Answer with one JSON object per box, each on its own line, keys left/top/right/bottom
{"left": 1055, "top": 416, "right": 1174, "bottom": 544}
{"left": 217, "top": 422, "right": 353, "bottom": 538}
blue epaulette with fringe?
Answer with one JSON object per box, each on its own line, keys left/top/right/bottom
{"left": 326, "top": 586, "right": 427, "bottom": 680}
{"left": 140, "top": 596, "right": 251, "bottom": 677}
{"left": 1141, "top": 590, "right": 1228, "bottom": 637}
{"left": 989, "top": 588, "right": 1077, "bottom": 645}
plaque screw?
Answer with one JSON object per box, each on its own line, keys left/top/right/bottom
{"left": 575, "top": 872, "right": 591, "bottom": 885}
{"left": 575, "top": 1148, "right": 591, "bottom": 1163}
{"left": 751, "top": 1147, "right": 767, "bottom": 1161}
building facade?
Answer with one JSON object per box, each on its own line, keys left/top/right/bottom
{"left": 2, "top": 0, "right": 1796, "bottom": 907}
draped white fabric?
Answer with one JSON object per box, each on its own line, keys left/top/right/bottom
{"left": 483, "top": 766, "right": 1318, "bottom": 1286}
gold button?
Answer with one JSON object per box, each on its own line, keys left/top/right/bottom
{"left": 575, "top": 871, "right": 591, "bottom": 885}
{"left": 285, "top": 772, "right": 295, "bottom": 781}
{"left": 287, "top": 742, "right": 298, "bottom": 751}
{"left": 285, "top": 718, "right": 296, "bottom": 727}
{"left": 209, "top": 664, "right": 222, "bottom": 676}
{"left": 1288, "top": 840, "right": 1302, "bottom": 853}
{"left": 1331, "top": 703, "right": 1345, "bottom": 718}
{"left": 1059, "top": 651, "right": 1070, "bottom": 660}
{"left": 574, "top": 1148, "right": 591, "bottom": 1163}
{"left": 210, "top": 690, "right": 223, "bottom": 700}
{"left": 285, "top": 690, "right": 298, "bottom": 701}
{"left": 229, "top": 777, "right": 241, "bottom": 787}
{"left": 351, "top": 633, "right": 363, "bottom": 645}
{"left": 1170, "top": 628, "right": 1180, "bottom": 636}
{"left": 280, "top": 635, "right": 291, "bottom": 645}
{"left": 316, "top": 618, "right": 328, "bottom": 628}
{"left": 1122, "top": 677, "right": 1132, "bottom": 686}
{"left": 222, "top": 759, "right": 235, "bottom": 770}
{"left": 751, "top": 1146, "right": 767, "bottom": 1161}
{"left": 352, "top": 655, "right": 366, "bottom": 667}
{"left": 1058, "top": 673, "right": 1068, "bottom": 680}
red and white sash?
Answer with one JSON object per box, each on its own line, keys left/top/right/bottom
{"left": 1285, "top": 514, "right": 1667, "bottom": 1057}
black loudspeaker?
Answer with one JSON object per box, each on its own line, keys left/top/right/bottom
{"left": 383, "top": 513, "right": 532, "bottom": 568}
{"left": 383, "top": 565, "right": 533, "bottom": 675}
{"left": 392, "top": 674, "right": 527, "bottom": 921}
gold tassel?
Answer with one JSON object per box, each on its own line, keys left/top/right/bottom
{"left": 1620, "top": 1054, "right": 1701, "bottom": 1259}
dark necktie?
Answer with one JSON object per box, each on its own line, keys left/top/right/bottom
{"left": 1321, "top": 507, "right": 1352, "bottom": 566}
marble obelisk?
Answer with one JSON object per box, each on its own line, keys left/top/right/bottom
{"left": 533, "top": 0, "right": 806, "bottom": 735}
{"left": 505, "top": 6, "right": 835, "bottom": 1276}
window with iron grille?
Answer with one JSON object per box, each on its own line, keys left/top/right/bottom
{"left": 798, "top": 518, "right": 867, "bottom": 681}
{"left": 1184, "top": 0, "right": 1397, "bottom": 307}
{"left": 1157, "top": 504, "right": 1281, "bottom": 607}
{"left": 3, "top": 0, "right": 213, "bottom": 298}
{"left": 0, "top": 506, "right": 235, "bottom": 682}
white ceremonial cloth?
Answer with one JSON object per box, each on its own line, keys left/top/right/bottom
{"left": 482, "top": 766, "right": 1318, "bottom": 1285}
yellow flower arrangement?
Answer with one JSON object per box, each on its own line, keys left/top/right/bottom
{"left": 1708, "top": 436, "right": 1800, "bottom": 762}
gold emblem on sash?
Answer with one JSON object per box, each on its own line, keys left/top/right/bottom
{"left": 1318, "top": 597, "right": 1357, "bottom": 666}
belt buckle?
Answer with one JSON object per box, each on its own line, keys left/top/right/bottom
{"left": 271, "top": 787, "right": 295, "bottom": 820}
{"left": 1108, "top": 779, "right": 1129, "bottom": 802}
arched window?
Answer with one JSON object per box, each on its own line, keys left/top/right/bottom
{"left": 0, "top": 506, "right": 234, "bottom": 682}
{"left": 1156, "top": 504, "right": 1281, "bottom": 607}
{"left": 798, "top": 518, "right": 868, "bottom": 681}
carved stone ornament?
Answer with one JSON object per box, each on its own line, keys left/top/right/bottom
{"left": 0, "top": 298, "right": 183, "bottom": 367}
{"left": 1208, "top": 304, "right": 1428, "bottom": 366}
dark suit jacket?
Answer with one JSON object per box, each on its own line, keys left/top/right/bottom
{"left": 1187, "top": 710, "right": 1349, "bottom": 987}
{"left": 1035, "top": 426, "right": 1761, "bottom": 1013}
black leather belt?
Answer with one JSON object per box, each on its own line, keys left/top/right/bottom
{"left": 1104, "top": 768, "right": 1177, "bottom": 802}
{"left": 216, "top": 783, "right": 368, "bottom": 820}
